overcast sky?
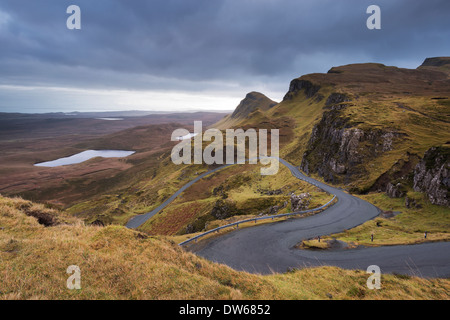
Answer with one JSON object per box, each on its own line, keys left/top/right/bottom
{"left": 0, "top": 0, "right": 449, "bottom": 113}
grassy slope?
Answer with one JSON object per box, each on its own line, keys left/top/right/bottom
{"left": 1, "top": 195, "right": 449, "bottom": 300}
{"left": 64, "top": 101, "right": 317, "bottom": 233}
{"left": 337, "top": 94, "right": 450, "bottom": 191}
{"left": 66, "top": 62, "right": 449, "bottom": 244}
{"left": 65, "top": 154, "right": 211, "bottom": 226}
{"left": 213, "top": 92, "right": 277, "bottom": 130}
{"left": 138, "top": 162, "right": 330, "bottom": 235}
{"left": 56, "top": 62, "right": 448, "bottom": 260}
{"left": 320, "top": 192, "right": 450, "bottom": 247}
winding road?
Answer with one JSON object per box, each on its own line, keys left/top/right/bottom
{"left": 127, "top": 159, "right": 450, "bottom": 278}
{"left": 126, "top": 164, "right": 232, "bottom": 229}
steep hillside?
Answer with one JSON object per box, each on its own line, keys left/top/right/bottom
{"left": 137, "top": 163, "right": 332, "bottom": 236}
{"left": 1, "top": 195, "right": 448, "bottom": 300}
{"left": 234, "top": 58, "right": 450, "bottom": 197}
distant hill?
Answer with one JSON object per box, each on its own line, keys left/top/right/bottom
{"left": 230, "top": 92, "right": 278, "bottom": 119}
{"left": 418, "top": 57, "right": 450, "bottom": 75}
{"left": 420, "top": 56, "right": 450, "bottom": 67}
{"left": 0, "top": 110, "right": 231, "bottom": 119}
{"left": 0, "top": 111, "right": 228, "bottom": 140}
{"left": 213, "top": 91, "right": 277, "bottom": 129}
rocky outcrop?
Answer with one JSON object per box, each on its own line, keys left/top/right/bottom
{"left": 370, "top": 153, "right": 420, "bottom": 193}
{"left": 290, "top": 193, "right": 311, "bottom": 211}
{"left": 265, "top": 201, "right": 288, "bottom": 215}
{"left": 210, "top": 199, "right": 238, "bottom": 219}
{"left": 386, "top": 182, "right": 407, "bottom": 198}
{"left": 283, "top": 79, "right": 321, "bottom": 101}
{"left": 212, "top": 185, "right": 229, "bottom": 199}
{"left": 413, "top": 147, "right": 449, "bottom": 207}
{"left": 323, "top": 93, "right": 352, "bottom": 111}
{"left": 300, "top": 108, "right": 405, "bottom": 185}
{"left": 91, "top": 219, "right": 105, "bottom": 227}
{"left": 405, "top": 196, "right": 422, "bottom": 209}
{"left": 257, "top": 188, "right": 283, "bottom": 196}
{"left": 325, "top": 93, "right": 351, "bottom": 106}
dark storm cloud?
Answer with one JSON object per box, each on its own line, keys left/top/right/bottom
{"left": 0, "top": 0, "right": 449, "bottom": 109}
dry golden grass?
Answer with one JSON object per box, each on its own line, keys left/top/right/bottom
{"left": 1, "top": 195, "right": 449, "bottom": 300}
{"left": 299, "top": 239, "right": 331, "bottom": 250}
{"left": 136, "top": 162, "right": 330, "bottom": 235}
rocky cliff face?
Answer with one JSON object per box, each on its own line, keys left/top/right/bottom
{"left": 386, "top": 182, "right": 407, "bottom": 198}
{"left": 230, "top": 59, "right": 449, "bottom": 199}
{"left": 413, "top": 147, "right": 450, "bottom": 207}
{"left": 283, "top": 79, "right": 322, "bottom": 101}
{"left": 300, "top": 104, "right": 405, "bottom": 185}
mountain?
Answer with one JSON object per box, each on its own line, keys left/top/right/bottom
{"left": 57, "top": 57, "right": 449, "bottom": 232}
{"left": 418, "top": 57, "right": 450, "bottom": 75}
{"left": 230, "top": 91, "right": 278, "bottom": 119}
{"left": 4, "top": 57, "right": 448, "bottom": 239}
{"left": 230, "top": 57, "right": 450, "bottom": 200}
{"left": 213, "top": 91, "right": 277, "bottom": 129}
{"left": 1, "top": 59, "right": 449, "bottom": 301}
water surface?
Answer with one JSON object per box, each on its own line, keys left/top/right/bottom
{"left": 34, "top": 150, "right": 135, "bottom": 167}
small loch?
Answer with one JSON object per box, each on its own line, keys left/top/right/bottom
{"left": 34, "top": 150, "right": 135, "bottom": 167}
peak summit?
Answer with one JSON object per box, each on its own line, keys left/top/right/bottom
{"left": 230, "top": 92, "right": 277, "bottom": 119}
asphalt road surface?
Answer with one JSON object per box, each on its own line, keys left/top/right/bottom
{"left": 126, "top": 164, "right": 232, "bottom": 229}
{"left": 188, "top": 159, "right": 450, "bottom": 278}
{"left": 127, "top": 158, "right": 450, "bottom": 278}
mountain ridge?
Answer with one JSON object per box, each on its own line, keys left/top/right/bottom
{"left": 228, "top": 57, "right": 449, "bottom": 202}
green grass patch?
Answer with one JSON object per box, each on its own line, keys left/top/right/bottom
{"left": 326, "top": 192, "right": 450, "bottom": 246}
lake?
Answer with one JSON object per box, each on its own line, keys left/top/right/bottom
{"left": 34, "top": 150, "right": 136, "bottom": 167}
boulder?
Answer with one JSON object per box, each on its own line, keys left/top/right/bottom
{"left": 290, "top": 193, "right": 311, "bottom": 212}
{"left": 386, "top": 182, "right": 406, "bottom": 198}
